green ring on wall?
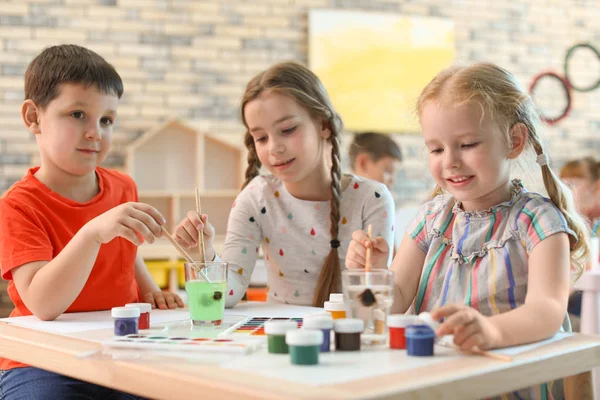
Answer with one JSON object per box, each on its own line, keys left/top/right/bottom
{"left": 564, "top": 43, "right": 600, "bottom": 92}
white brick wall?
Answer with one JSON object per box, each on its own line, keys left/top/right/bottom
{"left": 0, "top": 0, "right": 598, "bottom": 206}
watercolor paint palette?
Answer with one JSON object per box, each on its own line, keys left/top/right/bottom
{"left": 104, "top": 334, "right": 261, "bottom": 354}
{"left": 228, "top": 317, "right": 303, "bottom": 336}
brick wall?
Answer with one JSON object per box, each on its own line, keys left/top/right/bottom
{"left": 0, "top": 0, "right": 599, "bottom": 201}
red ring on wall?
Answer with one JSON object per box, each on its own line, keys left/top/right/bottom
{"left": 528, "top": 71, "right": 572, "bottom": 125}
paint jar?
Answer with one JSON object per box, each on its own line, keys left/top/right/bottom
{"left": 264, "top": 320, "right": 297, "bottom": 354}
{"left": 329, "top": 293, "right": 344, "bottom": 303}
{"left": 334, "top": 318, "right": 364, "bottom": 351}
{"left": 388, "top": 315, "right": 418, "bottom": 350}
{"left": 302, "top": 315, "right": 334, "bottom": 352}
{"left": 417, "top": 311, "right": 441, "bottom": 331}
{"left": 405, "top": 324, "right": 435, "bottom": 356}
{"left": 112, "top": 306, "right": 139, "bottom": 336}
{"left": 286, "top": 329, "right": 323, "bottom": 365}
{"left": 125, "top": 303, "right": 152, "bottom": 330}
{"left": 324, "top": 301, "right": 346, "bottom": 319}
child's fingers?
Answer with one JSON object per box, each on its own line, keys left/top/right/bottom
{"left": 164, "top": 293, "right": 178, "bottom": 309}
{"left": 345, "top": 247, "right": 367, "bottom": 269}
{"left": 200, "top": 214, "right": 215, "bottom": 236}
{"left": 142, "top": 292, "right": 157, "bottom": 309}
{"left": 351, "top": 230, "right": 369, "bottom": 247}
{"left": 133, "top": 203, "right": 166, "bottom": 226}
{"left": 372, "top": 237, "right": 390, "bottom": 253}
{"left": 431, "top": 303, "right": 462, "bottom": 320}
{"left": 154, "top": 293, "right": 168, "bottom": 310}
{"left": 118, "top": 225, "right": 143, "bottom": 246}
{"left": 452, "top": 322, "right": 480, "bottom": 346}
{"left": 186, "top": 211, "right": 203, "bottom": 227}
{"left": 437, "top": 309, "right": 476, "bottom": 336}
{"left": 458, "top": 333, "right": 485, "bottom": 352}
{"left": 177, "top": 220, "right": 200, "bottom": 248}
{"left": 173, "top": 293, "right": 185, "bottom": 307}
{"left": 124, "top": 217, "right": 156, "bottom": 244}
{"left": 128, "top": 207, "right": 163, "bottom": 239}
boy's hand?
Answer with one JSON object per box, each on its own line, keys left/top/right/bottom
{"left": 143, "top": 291, "right": 184, "bottom": 310}
{"left": 432, "top": 304, "right": 502, "bottom": 351}
{"left": 345, "top": 229, "right": 389, "bottom": 270}
{"left": 85, "top": 202, "right": 165, "bottom": 246}
{"left": 174, "top": 212, "right": 216, "bottom": 261}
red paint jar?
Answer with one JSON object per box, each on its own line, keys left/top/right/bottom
{"left": 388, "top": 315, "right": 419, "bottom": 350}
{"left": 125, "top": 303, "right": 152, "bottom": 330}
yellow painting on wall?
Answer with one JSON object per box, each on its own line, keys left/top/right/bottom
{"left": 309, "top": 10, "right": 455, "bottom": 133}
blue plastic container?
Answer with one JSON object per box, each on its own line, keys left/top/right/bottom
{"left": 405, "top": 324, "right": 435, "bottom": 356}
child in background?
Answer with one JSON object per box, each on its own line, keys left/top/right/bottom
{"left": 0, "top": 45, "right": 182, "bottom": 399}
{"left": 559, "top": 157, "right": 600, "bottom": 235}
{"left": 173, "top": 62, "right": 394, "bottom": 308}
{"left": 346, "top": 62, "right": 588, "bottom": 399}
{"left": 559, "top": 157, "right": 600, "bottom": 329}
{"left": 348, "top": 132, "right": 402, "bottom": 190}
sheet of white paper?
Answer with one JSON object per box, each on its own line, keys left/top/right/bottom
{"left": 0, "top": 302, "right": 322, "bottom": 334}
{"left": 491, "top": 332, "right": 572, "bottom": 356}
{"left": 222, "top": 333, "right": 573, "bottom": 386}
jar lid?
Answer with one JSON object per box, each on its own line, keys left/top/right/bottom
{"left": 405, "top": 324, "right": 436, "bottom": 339}
{"left": 418, "top": 312, "right": 440, "bottom": 331}
{"left": 387, "top": 314, "right": 419, "bottom": 328}
{"left": 264, "top": 320, "right": 297, "bottom": 335}
{"left": 125, "top": 303, "right": 152, "bottom": 313}
{"left": 303, "top": 315, "right": 334, "bottom": 329}
{"left": 334, "top": 318, "right": 364, "bottom": 333}
{"left": 285, "top": 329, "right": 323, "bottom": 346}
{"left": 111, "top": 306, "right": 140, "bottom": 318}
{"left": 324, "top": 301, "right": 346, "bottom": 312}
{"left": 307, "top": 311, "right": 332, "bottom": 318}
{"left": 329, "top": 293, "right": 344, "bottom": 303}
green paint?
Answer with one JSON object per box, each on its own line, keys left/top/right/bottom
{"left": 289, "top": 345, "right": 319, "bottom": 365}
{"left": 185, "top": 280, "right": 227, "bottom": 324}
{"left": 268, "top": 334, "right": 289, "bottom": 354}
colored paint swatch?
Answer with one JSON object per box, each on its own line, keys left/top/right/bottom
{"left": 231, "top": 317, "right": 303, "bottom": 336}
{"left": 104, "top": 334, "right": 261, "bottom": 354}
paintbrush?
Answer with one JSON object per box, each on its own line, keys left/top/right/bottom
{"left": 359, "top": 225, "right": 377, "bottom": 307}
{"left": 195, "top": 187, "right": 207, "bottom": 264}
{"left": 160, "top": 226, "right": 211, "bottom": 283}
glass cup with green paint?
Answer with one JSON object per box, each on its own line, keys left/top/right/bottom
{"left": 184, "top": 261, "right": 228, "bottom": 326}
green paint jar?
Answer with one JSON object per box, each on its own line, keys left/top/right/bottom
{"left": 286, "top": 329, "right": 323, "bottom": 366}
{"left": 265, "top": 320, "right": 297, "bottom": 354}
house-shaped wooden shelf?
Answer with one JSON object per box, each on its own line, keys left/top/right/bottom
{"left": 126, "top": 119, "right": 245, "bottom": 262}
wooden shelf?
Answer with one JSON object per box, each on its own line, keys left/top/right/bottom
{"left": 126, "top": 119, "right": 245, "bottom": 241}
{"left": 138, "top": 235, "right": 227, "bottom": 260}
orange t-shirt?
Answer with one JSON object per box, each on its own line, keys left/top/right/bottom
{"left": 0, "top": 167, "right": 141, "bottom": 370}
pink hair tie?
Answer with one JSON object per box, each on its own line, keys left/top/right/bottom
{"left": 536, "top": 153, "right": 549, "bottom": 167}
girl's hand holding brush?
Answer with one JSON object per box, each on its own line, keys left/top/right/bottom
{"left": 345, "top": 229, "right": 390, "bottom": 270}
{"left": 173, "top": 212, "right": 216, "bottom": 262}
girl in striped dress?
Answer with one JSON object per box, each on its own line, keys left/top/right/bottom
{"left": 346, "top": 63, "right": 589, "bottom": 399}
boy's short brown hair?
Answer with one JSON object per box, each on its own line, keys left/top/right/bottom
{"left": 560, "top": 156, "right": 599, "bottom": 182}
{"left": 24, "top": 44, "right": 123, "bottom": 109}
{"left": 349, "top": 132, "right": 402, "bottom": 167}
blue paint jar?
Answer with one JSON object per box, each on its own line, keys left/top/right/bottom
{"left": 302, "top": 315, "right": 334, "bottom": 352}
{"left": 112, "top": 306, "right": 140, "bottom": 336}
{"left": 405, "top": 324, "right": 435, "bottom": 356}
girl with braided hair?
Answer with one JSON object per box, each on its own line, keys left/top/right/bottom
{"left": 346, "top": 62, "right": 589, "bottom": 399}
{"left": 174, "top": 62, "right": 394, "bottom": 307}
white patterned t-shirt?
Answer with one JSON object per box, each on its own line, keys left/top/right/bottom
{"left": 221, "top": 174, "right": 395, "bottom": 307}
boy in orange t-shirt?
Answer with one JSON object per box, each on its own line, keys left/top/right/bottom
{"left": 0, "top": 44, "right": 182, "bottom": 399}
